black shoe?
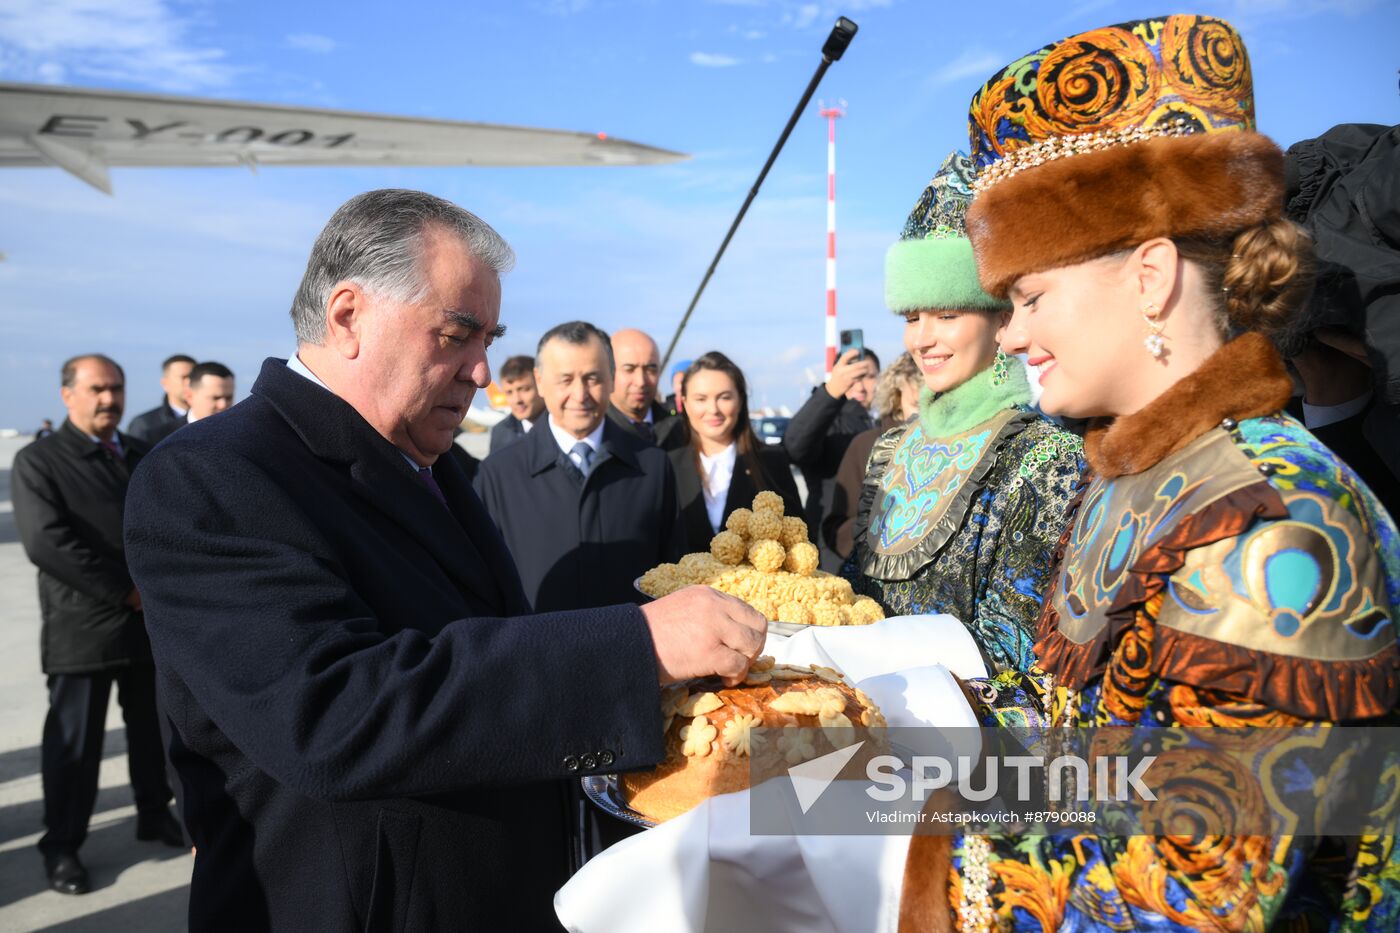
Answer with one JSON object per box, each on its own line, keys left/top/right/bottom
{"left": 135, "top": 810, "right": 185, "bottom": 848}
{"left": 44, "top": 852, "right": 91, "bottom": 895}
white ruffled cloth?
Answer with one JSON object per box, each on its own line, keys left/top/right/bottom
{"left": 555, "top": 615, "right": 985, "bottom": 933}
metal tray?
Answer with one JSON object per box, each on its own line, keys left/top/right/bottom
{"left": 581, "top": 774, "right": 657, "bottom": 829}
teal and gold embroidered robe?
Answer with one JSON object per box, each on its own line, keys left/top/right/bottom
{"left": 851, "top": 358, "right": 1084, "bottom": 674}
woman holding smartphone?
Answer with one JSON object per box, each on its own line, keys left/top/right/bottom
{"left": 665, "top": 352, "right": 803, "bottom": 552}
{"left": 850, "top": 151, "right": 1084, "bottom": 676}
{"left": 898, "top": 15, "right": 1400, "bottom": 930}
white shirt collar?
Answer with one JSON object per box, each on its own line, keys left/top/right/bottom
{"left": 287, "top": 351, "right": 423, "bottom": 473}
{"left": 548, "top": 412, "right": 605, "bottom": 459}
{"left": 1302, "top": 391, "right": 1371, "bottom": 430}
{"left": 699, "top": 443, "right": 736, "bottom": 475}
{"left": 287, "top": 352, "right": 330, "bottom": 391}
{"left": 85, "top": 431, "right": 123, "bottom": 455}
{"left": 699, "top": 444, "right": 736, "bottom": 533}
{"left": 168, "top": 401, "right": 188, "bottom": 418}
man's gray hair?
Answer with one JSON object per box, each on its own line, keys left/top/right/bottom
{"left": 290, "top": 189, "right": 515, "bottom": 345}
{"left": 537, "top": 320, "right": 615, "bottom": 372}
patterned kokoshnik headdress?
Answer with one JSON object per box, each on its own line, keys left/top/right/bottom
{"left": 885, "top": 151, "right": 1009, "bottom": 314}
{"left": 964, "top": 13, "right": 1285, "bottom": 298}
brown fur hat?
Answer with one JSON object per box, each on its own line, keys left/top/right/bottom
{"left": 967, "top": 130, "right": 1284, "bottom": 297}
{"left": 962, "top": 14, "right": 1283, "bottom": 297}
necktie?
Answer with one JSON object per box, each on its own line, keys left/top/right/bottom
{"left": 417, "top": 466, "right": 449, "bottom": 508}
{"left": 98, "top": 439, "right": 122, "bottom": 460}
{"left": 633, "top": 420, "right": 655, "bottom": 445}
{"left": 570, "top": 441, "right": 595, "bottom": 478}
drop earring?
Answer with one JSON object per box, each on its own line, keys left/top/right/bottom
{"left": 991, "top": 348, "right": 1010, "bottom": 386}
{"left": 1142, "top": 303, "right": 1166, "bottom": 359}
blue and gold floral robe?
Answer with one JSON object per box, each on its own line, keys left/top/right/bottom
{"left": 898, "top": 334, "right": 1400, "bottom": 931}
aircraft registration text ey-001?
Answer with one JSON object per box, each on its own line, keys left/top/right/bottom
{"left": 0, "top": 81, "right": 687, "bottom": 193}
{"left": 38, "top": 114, "right": 359, "bottom": 150}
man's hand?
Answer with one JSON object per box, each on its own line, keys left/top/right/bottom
{"left": 640, "top": 586, "right": 766, "bottom": 686}
{"left": 824, "top": 348, "right": 866, "bottom": 400}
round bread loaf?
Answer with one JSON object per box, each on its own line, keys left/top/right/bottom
{"left": 621, "top": 657, "right": 886, "bottom": 823}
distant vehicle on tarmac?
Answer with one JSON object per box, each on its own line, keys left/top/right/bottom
{"left": 753, "top": 416, "right": 791, "bottom": 446}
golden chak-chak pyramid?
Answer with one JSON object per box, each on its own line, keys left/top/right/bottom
{"left": 638, "top": 490, "right": 884, "bottom": 626}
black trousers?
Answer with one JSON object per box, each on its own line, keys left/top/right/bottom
{"left": 38, "top": 666, "right": 173, "bottom": 857}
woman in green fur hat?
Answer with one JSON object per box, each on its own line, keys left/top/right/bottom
{"left": 850, "top": 151, "right": 1084, "bottom": 675}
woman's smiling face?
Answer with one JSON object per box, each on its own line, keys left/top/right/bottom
{"left": 999, "top": 255, "right": 1145, "bottom": 419}
{"left": 902, "top": 308, "right": 1006, "bottom": 395}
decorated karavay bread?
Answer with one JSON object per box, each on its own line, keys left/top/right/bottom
{"left": 638, "top": 491, "right": 885, "bottom": 626}
{"left": 621, "top": 656, "right": 887, "bottom": 822}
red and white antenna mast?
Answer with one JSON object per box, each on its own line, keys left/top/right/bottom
{"left": 819, "top": 99, "right": 845, "bottom": 374}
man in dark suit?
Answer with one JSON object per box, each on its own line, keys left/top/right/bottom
{"left": 783, "top": 347, "right": 880, "bottom": 572}
{"left": 606, "top": 328, "right": 672, "bottom": 445}
{"left": 477, "top": 321, "right": 684, "bottom": 612}
{"left": 487, "top": 354, "right": 545, "bottom": 454}
{"left": 12, "top": 354, "right": 181, "bottom": 896}
{"left": 125, "top": 354, "right": 193, "bottom": 445}
{"left": 123, "top": 190, "right": 764, "bottom": 932}
{"left": 183, "top": 361, "right": 236, "bottom": 423}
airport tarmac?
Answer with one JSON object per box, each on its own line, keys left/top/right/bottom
{"left": 0, "top": 431, "right": 492, "bottom": 931}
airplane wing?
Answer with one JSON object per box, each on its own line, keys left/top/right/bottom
{"left": 0, "top": 82, "right": 688, "bottom": 193}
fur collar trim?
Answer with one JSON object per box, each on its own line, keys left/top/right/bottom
{"left": 918, "top": 354, "right": 1031, "bottom": 438}
{"left": 1084, "top": 332, "right": 1292, "bottom": 478}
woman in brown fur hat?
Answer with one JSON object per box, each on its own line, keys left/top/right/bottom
{"left": 898, "top": 14, "right": 1400, "bottom": 931}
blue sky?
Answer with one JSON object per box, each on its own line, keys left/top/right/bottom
{"left": 1, "top": 0, "right": 1396, "bottom": 430}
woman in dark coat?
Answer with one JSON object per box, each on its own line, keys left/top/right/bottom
{"left": 664, "top": 352, "right": 803, "bottom": 552}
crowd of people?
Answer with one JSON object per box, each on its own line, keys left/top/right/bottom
{"left": 9, "top": 10, "right": 1400, "bottom": 931}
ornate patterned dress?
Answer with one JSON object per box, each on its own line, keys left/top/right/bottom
{"left": 851, "top": 357, "right": 1084, "bottom": 675}
{"left": 898, "top": 334, "right": 1400, "bottom": 931}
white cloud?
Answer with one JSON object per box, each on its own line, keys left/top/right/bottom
{"left": 535, "top": 0, "right": 594, "bottom": 14}
{"left": 788, "top": 4, "right": 821, "bottom": 30}
{"left": 0, "top": 0, "right": 235, "bottom": 91}
{"left": 1227, "top": 0, "right": 1376, "bottom": 14}
{"left": 690, "top": 51, "right": 742, "bottom": 67}
{"left": 285, "top": 33, "right": 338, "bottom": 54}
{"left": 925, "top": 48, "right": 1002, "bottom": 88}
{"left": 744, "top": 29, "right": 767, "bottom": 39}
{"left": 35, "top": 60, "right": 65, "bottom": 83}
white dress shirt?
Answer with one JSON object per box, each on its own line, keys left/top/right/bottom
{"left": 1302, "top": 391, "right": 1371, "bottom": 430}
{"left": 699, "top": 444, "right": 737, "bottom": 533}
{"left": 548, "top": 414, "right": 605, "bottom": 473}
{"left": 286, "top": 352, "right": 423, "bottom": 472}
{"left": 85, "top": 431, "right": 124, "bottom": 457}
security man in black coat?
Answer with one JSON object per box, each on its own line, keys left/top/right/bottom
{"left": 12, "top": 354, "right": 180, "bottom": 896}
{"left": 782, "top": 347, "right": 879, "bottom": 572}
{"left": 122, "top": 190, "right": 764, "bottom": 933}
{"left": 476, "top": 322, "right": 684, "bottom": 613}
{"left": 125, "top": 353, "right": 194, "bottom": 446}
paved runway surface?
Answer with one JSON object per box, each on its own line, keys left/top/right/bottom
{"left": 0, "top": 430, "right": 492, "bottom": 932}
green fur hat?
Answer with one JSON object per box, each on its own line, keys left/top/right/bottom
{"left": 885, "top": 151, "right": 1009, "bottom": 314}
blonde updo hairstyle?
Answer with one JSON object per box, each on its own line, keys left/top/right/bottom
{"left": 1174, "top": 218, "right": 1316, "bottom": 338}
{"left": 872, "top": 352, "right": 922, "bottom": 425}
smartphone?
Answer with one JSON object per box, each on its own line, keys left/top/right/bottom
{"left": 838, "top": 328, "right": 865, "bottom": 362}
